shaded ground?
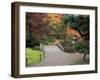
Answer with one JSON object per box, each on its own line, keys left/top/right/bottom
{"left": 28, "top": 46, "right": 89, "bottom": 67}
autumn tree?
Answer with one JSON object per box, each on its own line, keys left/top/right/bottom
{"left": 26, "top": 13, "right": 49, "bottom": 48}
{"left": 44, "top": 13, "right": 64, "bottom": 39}
{"left": 62, "top": 14, "right": 89, "bottom": 41}
{"left": 62, "top": 14, "right": 89, "bottom": 60}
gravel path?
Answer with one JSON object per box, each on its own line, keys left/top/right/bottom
{"left": 29, "top": 46, "right": 88, "bottom": 67}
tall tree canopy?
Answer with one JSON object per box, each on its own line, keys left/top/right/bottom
{"left": 62, "top": 14, "right": 89, "bottom": 40}
{"left": 26, "top": 13, "right": 49, "bottom": 35}
{"left": 26, "top": 13, "right": 49, "bottom": 47}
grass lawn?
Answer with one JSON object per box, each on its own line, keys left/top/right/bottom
{"left": 26, "top": 48, "right": 43, "bottom": 66}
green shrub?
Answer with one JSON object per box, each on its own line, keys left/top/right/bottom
{"left": 26, "top": 32, "right": 40, "bottom": 48}
{"left": 33, "top": 45, "right": 40, "bottom": 50}
{"left": 62, "top": 39, "right": 75, "bottom": 53}
{"left": 40, "top": 35, "right": 55, "bottom": 45}
{"left": 64, "top": 46, "right": 74, "bottom": 53}
{"left": 75, "top": 41, "right": 89, "bottom": 53}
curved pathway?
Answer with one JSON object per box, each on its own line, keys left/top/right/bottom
{"left": 30, "top": 45, "right": 88, "bottom": 67}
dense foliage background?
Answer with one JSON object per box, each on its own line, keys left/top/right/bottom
{"left": 26, "top": 13, "right": 89, "bottom": 54}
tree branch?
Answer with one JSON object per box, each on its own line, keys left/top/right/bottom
{"left": 78, "top": 30, "right": 89, "bottom": 38}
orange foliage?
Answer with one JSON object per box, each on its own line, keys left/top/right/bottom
{"left": 44, "top": 13, "right": 63, "bottom": 28}
{"left": 65, "top": 27, "right": 83, "bottom": 42}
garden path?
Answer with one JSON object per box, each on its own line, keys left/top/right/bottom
{"left": 30, "top": 45, "right": 88, "bottom": 67}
